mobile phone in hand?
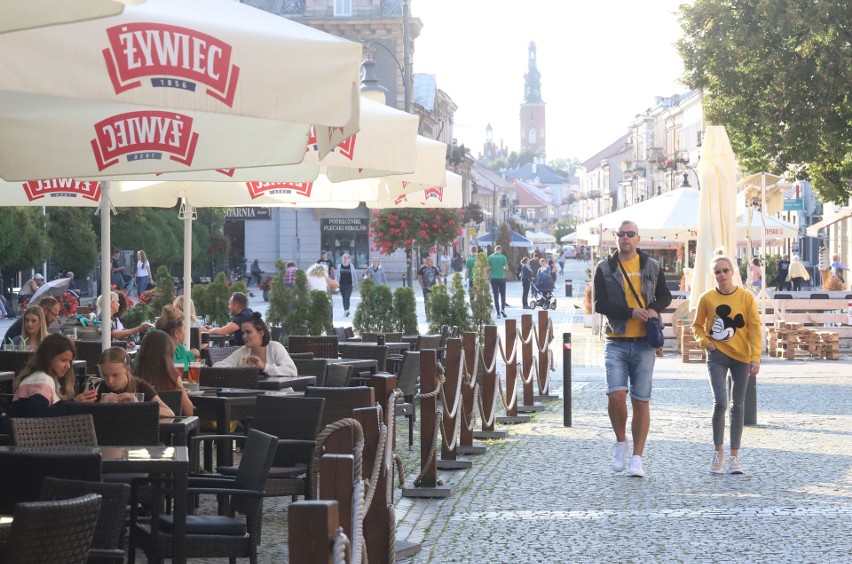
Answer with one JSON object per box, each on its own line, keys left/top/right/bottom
{"left": 86, "top": 376, "right": 102, "bottom": 391}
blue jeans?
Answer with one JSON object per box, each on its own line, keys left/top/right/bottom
{"left": 136, "top": 275, "right": 149, "bottom": 296}
{"left": 706, "top": 349, "right": 750, "bottom": 449}
{"left": 604, "top": 338, "right": 657, "bottom": 401}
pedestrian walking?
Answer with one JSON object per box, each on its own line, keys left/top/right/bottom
{"left": 440, "top": 250, "right": 451, "bottom": 281}
{"left": 558, "top": 249, "right": 566, "bottom": 275}
{"left": 365, "top": 257, "right": 388, "bottom": 286}
{"left": 317, "top": 250, "right": 336, "bottom": 280}
{"left": 519, "top": 257, "right": 533, "bottom": 309}
{"left": 772, "top": 255, "right": 790, "bottom": 291}
{"left": 786, "top": 254, "right": 810, "bottom": 291}
{"left": 691, "top": 255, "right": 761, "bottom": 475}
{"left": 417, "top": 256, "right": 442, "bottom": 302}
{"left": 249, "top": 259, "right": 263, "bottom": 287}
{"left": 749, "top": 257, "right": 762, "bottom": 292}
{"left": 488, "top": 245, "right": 509, "bottom": 318}
{"left": 334, "top": 253, "right": 358, "bottom": 316}
{"left": 465, "top": 247, "right": 478, "bottom": 292}
{"left": 593, "top": 220, "right": 672, "bottom": 478}
{"left": 136, "top": 250, "right": 151, "bottom": 296}
{"left": 283, "top": 262, "right": 298, "bottom": 288}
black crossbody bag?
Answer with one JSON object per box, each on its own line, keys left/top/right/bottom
{"left": 616, "top": 259, "right": 665, "bottom": 348}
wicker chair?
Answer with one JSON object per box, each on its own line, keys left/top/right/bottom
{"left": 287, "top": 352, "right": 315, "bottom": 360}
{"left": 360, "top": 332, "right": 380, "bottom": 343}
{"left": 199, "top": 366, "right": 260, "bottom": 389}
{"left": 211, "top": 396, "right": 325, "bottom": 502}
{"left": 294, "top": 359, "right": 329, "bottom": 386}
{"left": 338, "top": 343, "right": 389, "bottom": 373}
{"left": 287, "top": 335, "right": 339, "bottom": 359}
{"left": 323, "top": 364, "right": 354, "bottom": 388}
{"left": 414, "top": 334, "right": 442, "bottom": 352}
{"left": 63, "top": 402, "right": 160, "bottom": 446}
{"left": 10, "top": 415, "right": 98, "bottom": 446}
{"left": 4, "top": 494, "right": 102, "bottom": 564}
{"left": 333, "top": 326, "right": 349, "bottom": 343}
{"left": 0, "top": 450, "right": 103, "bottom": 515}
{"left": 41, "top": 478, "right": 131, "bottom": 564}
{"left": 202, "top": 345, "right": 243, "bottom": 367}
{"left": 395, "top": 351, "right": 421, "bottom": 448}
{"left": 74, "top": 341, "right": 127, "bottom": 374}
{"left": 157, "top": 390, "right": 184, "bottom": 416}
{"left": 344, "top": 327, "right": 355, "bottom": 340}
{"left": 304, "top": 387, "right": 375, "bottom": 434}
{"left": 133, "top": 430, "right": 278, "bottom": 563}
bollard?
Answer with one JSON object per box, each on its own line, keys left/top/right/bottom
{"left": 563, "top": 333, "right": 572, "bottom": 427}
{"left": 744, "top": 374, "right": 757, "bottom": 426}
{"left": 288, "top": 500, "right": 340, "bottom": 563}
{"left": 565, "top": 278, "right": 573, "bottom": 297}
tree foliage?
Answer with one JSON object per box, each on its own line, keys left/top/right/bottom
{"left": 551, "top": 218, "right": 577, "bottom": 245}
{"left": 678, "top": 0, "right": 852, "bottom": 203}
{"left": 352, "top": 278, "right": 396, "bottom": 334}
{"left": 470, "top": 253, "right": 494, "bottom": 341}
{"left": 392, "top": 286, "right": 419, "bottom": 335}
{"left": 47, "top": 208, "right": 98, "bottom": 278}
{"left": 0, "top": 208, "right": 51, "bottom": 273}
{"left": 548, "top": 157, "right": 581, "bottom": 177}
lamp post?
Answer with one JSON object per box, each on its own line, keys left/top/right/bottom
{"left": 680, "top": 169, "right": 701, "bottom": 190}
{"left": 360, "top": 3, "right": 411, "bottom": 113}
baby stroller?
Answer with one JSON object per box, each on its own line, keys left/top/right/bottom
{"left": 530, "top": 275, "right": 557, "bottom": 310}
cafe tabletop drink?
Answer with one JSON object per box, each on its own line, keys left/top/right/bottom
{"left": 188, "top": 362, "right": 203, "bottom": 384}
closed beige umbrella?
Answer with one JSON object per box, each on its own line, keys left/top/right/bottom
{"left": 690, "top": 126, "right": 742, "bottom": 312}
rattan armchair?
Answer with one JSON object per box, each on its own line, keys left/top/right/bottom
{"left": 414, "top": 334, "right": 442, "bottom": 352}
{"left": 199, "top": 366, "right": 260, "bottom": 389}
{"left": 74, "top": 341, "right": 127, "bottom": 374}
{"left": 323, "top": 364, "right": 354, "bottom": 388}
{"left": 10, "top": 414, "right": 98, "bottom": 446}
{"left": 41, "top": 478, "right": 131, "bottom": 564}
{"left": 3, "top": 494, "right": 102, "bottom": 564}
{"left": 156, "top": 390, "right": 184, "bottom": 417}
{"left": 395, "top": 351, "right": 421, "bottom": 448}
{"left": 202, "top": 345, "right": 243, "bottom": 367}
{"left": 338, "top": 343, "right": 389, "bottom": 373}
{"left": 287, "top": 335, "right": 339, "bottom": 359}
{"left": 131, "top": 429, "right": 278, "bottom": 563}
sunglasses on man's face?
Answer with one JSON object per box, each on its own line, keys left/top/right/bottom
{"left": 616, "top": 231, "right": 637, "bottom": 238}
{"left": 714, "top": 268, "right": 731, "bottom": 275}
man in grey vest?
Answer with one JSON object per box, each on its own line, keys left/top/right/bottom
{"left": 593, "top": 220, "right": 672, "bottom": 478}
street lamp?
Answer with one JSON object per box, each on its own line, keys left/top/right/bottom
{"left": 360, "top": 8, "right": 411, "bottom": 113}
{"left": 680, "top": 169, "right": 701, "bottom": 190}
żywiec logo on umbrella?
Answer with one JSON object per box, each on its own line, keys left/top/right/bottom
{"left": 423, "top": 187, "right": 444, "bottom": 201}
{"left": 102, "top": 23, "right": 239, "bottom": 106}
{"left": 306, "top": 127, "right": 358, "bottom": 160}
{"left": 245, "top": 182, "right": 313, "bottom": 199}
{"left": 91, "top": 111, "right": 199, "bottom": 171}
{"left": 22, "top": 179, "right": 102, "bottom": 202}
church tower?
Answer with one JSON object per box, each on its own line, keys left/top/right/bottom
{"left": 519, "top": 41, "right": 546, "bottom": 160}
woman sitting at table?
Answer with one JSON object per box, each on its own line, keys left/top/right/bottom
{"left": 172, "top": 295, "right": 199, "bottom": 326}
{"left": 11, "top": 305, "right": 49, "bottom": 351}
{"left": 9, "top": 334, "right": 97, "bottom": 417}
{"left": 96, "top": 346, "right": 174, "bottom": 417}
{"left": 156, "top": 305, "right": 199, "bottom": 372}
{"left": 214, "top": 312, "right": 298, "bottom": 377}
{"left": 98, "top": 292, "right": 153, "bottom": 343}
{"left": 135, "top": 329, "right": 194, "bottom": 416}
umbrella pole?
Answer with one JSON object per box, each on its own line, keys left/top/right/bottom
{"left": 181, "top": 199, "right": 194, "bottom": 350}
{"left": 100, "top": 182, "right": 112, "bottom": 351}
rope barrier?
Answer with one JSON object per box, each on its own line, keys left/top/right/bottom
{"left": 332, "top": 527, "right": 351, "bottom": 564}
{"left": 413, "top": 416, "right": 442, "bottom": 487}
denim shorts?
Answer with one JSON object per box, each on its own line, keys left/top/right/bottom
{"left": 604, "top": 338, "right": 657, "bottom": 401}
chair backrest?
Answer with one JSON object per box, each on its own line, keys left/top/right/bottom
{"left": 63, "top": 401, "right": 160, "bottom": 446}
{"left": 11, "top": 415, "right": 98, "bottom": 447}
{"left": 360, "top": 332, "right": 379, "bottom": 343}
{"left": 270, "top": 326, "right": 286, "bottom": 344}
{"left": 73, "top": 341, "right": 127, "bottom": 374}
{"left": 190, "top": 326, "right": 201, "bottom": 351}
{"left": 294, "top": 359, "right": 329, "bottom": 386}
{"left": 0, "top": 350, "right": 32, "bottom": 375}
{"left": 338, "top": 343, "right": 388, "bottom": 372}
{"left": 202, "top": 345, "right": 243, "bottom": 367}
{"left": 288, "top": 352, "right": 315, "bottom": 360}
{"left": 333, "top": 327, "right": 349, "bottom": 343}
{"left": 323, "top": 364, "right": 354, "bottom": 388}
{"left": 288, "top": 335, "right": 339, "bottom": 359}
{"left": 157, "top": 390, "right": 184, "bottom": 416}
{"left": 231, "top": 429, "right": 278, "bottom": 515}
{"left": 304, "top": 387, "right": 375, "bottom": 431}
{"left": 396, "top": 351, "right": 421, "bottom": 398}
{"left": 199, "top": 366, "right": 260, "bottom": 389}
{"left": 384, "top": 332, "right": 403, "bottom": 343}
{"left": 41, "top": 477, "right": 131, "bottom": 555}
{"left": 0, "top": 450, "right": 103, "bottom": 514}
{"left": 415, "top": 334, "right": 442, "bottom": 352}
{"left": 344, "top": 327, "right": 355, "bottom": 339}
{"left": 252, "top": 396, "right": 325, "bottom": 441}
{"left": 5, "top": 494, "right": 102, "bottom": 564}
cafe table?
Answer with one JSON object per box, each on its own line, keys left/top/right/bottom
{"left": 258, "top": 375, "right": 316, "bottom": 392}
{"left": 323, "top": 357, "right": 379, "bottom": 375}
{"left": 339, "top": 341, "right": 411, "bottom": 354}
{"left": 189, "top": 389, "right": 257, "bottom": 470}
{"left": 0, "top": 445, "right": 190, "bottom": 563}
{"left": 159, "top": 415, "right": 199, "bottom": 448}
{"left": 0, "top": 371, "right": 12, "bottom": 394}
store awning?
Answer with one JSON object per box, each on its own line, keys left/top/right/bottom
{"left": 806, "top": 208, "right": 852, "bottom": 237}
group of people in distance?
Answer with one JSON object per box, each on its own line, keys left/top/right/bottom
{"left": 594, "top": 220, "right": 760, "bottom": 478}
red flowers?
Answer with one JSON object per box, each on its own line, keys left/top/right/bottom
{"left": 369, "top": 209, "right": 464, "bottom": 256}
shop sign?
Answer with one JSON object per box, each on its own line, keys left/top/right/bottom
{"left": 225, "top": 207, "right": 271, "bottom": 220}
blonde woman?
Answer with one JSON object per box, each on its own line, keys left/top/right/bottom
{"left": 11, "top": 305, "right": 48, "bottom": 351}
{"left": 98, "top": 292, "right": 153, "bottom": 342}
{"left": 173, "top": 295, "right": 199, "bottom": 325}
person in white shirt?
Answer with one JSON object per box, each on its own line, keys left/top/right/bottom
{"left": 214, "top": 312, "right": 297, "bottom": 377}
{"left": 136, "top": 250, "right": 151, "bottom": 296}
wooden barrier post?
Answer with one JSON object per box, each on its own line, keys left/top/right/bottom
{"left": 437, "top": 338, "right": 472, "bottom": 470}
{"left": 402, "top": 349, "right": 453, "bottom": 497}
{"left": 456, "top": 332, "right": 486, "bottom": 455}
{"left": 289, "top": 500, "right": 340, "bottom": 564}
{"left": 354, "top": 406, "right": 391, "bottom": 564}
{"left": 370, "top": 374, "right": 398, "bottom": 452}
{"left": 473, "top": 325, "right": 508, "bottom": 440}
{"left": 319, "top": 454, "right": 355, "bottom": 544}
{"left": 535, "top": 310, "right": 555, "bottom": 400}
{"left": 496, "top": 318, "right": 530, "bottom": 424}
{"left": 517, "top": 314, "right": 544, "bottom": 413}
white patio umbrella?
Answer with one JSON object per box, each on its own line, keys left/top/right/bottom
{"left": 525, "top": 231, "right": 556, "bottom": 244}
{"left": 366, "top": 172, "right": 463, "bottom": 209}
{"left": 690, "top": 126, "right": 742, "bottom": 312}
{"left": 1, "top": 0, "right": 140, "bottom": 33}
{"left": 575, "top": 188, "right": 701, "bottom": 241}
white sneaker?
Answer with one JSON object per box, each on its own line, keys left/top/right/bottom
{"left": 726, "top": 456, "right": 744, "bottom": 475}
{"left": 627, "top": 455, "right": 645, "bottom": 478}
{"left": 611, "top": 441, "right": 628, "bottom": 472}
{"left": 709, "top": 451, "right": 725, "bottom": 474}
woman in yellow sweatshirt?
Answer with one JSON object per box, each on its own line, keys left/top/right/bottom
{"left": 692, "top": 255, "right": 761, "bottom": 475}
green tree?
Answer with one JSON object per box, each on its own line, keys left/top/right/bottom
{"left": 392, "top": 286, "right": 418, "bottom": 335}
{"left": 548, "top": 157, "right": 581, "bottom": 177}
{"left": 0, "top": 208, "right": 51, "bottom": 273}
{"left": 678, "top": 0, "right": 852, "bottom": 203}
{"left": 307, "top": 290, "right": 333, "bottom": 335}
{"left": 265, "top": 259, "right": 291, "bottom": 327}
{"left": 425, "top": 284, "right": 450, "bottom": 332}
{"left": 551, "top": 218, "right": 577, "bottom": 245}
{"left": 447, "top": 273, "right": 473, "bottom": 333}
{"left": 193, "top": 272, "right": 246, "bottom": 326}
{"left": 353, "top": 279, "right": 396, "bottom": 334}
{"left": 470, "top": 253, "right": 494, "bottom": 341}
{"left": 283, "top": 270, "right": 313, "bottom": 336}
{"left": 148, "top": 266, "right": 176, "bottom": 313}
{"left": 47, "top": 208, "right": 98, "bottom": 278}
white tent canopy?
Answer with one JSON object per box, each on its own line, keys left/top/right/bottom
{"left": 525, "top": 231, "right": 556, "bottom": 244}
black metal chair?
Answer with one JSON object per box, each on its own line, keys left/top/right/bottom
{"left": 63, "top": 402, "right": 160, "bottom": 446}
{"left": 4, "top": 494, "right": 102, "bottom": 564}
{"left": 131, "top": 429, "right": 278, "bottom": 564}
{"left": 202, "top": 345, "right": 243, "bottom": 367}
{"left": 41, "top": 478, "right": 131, "bottom": 564}
{"left": 11, "top": 414, "right": 98, "bottom": 446}
{"left": 338, "top": 343, "right": 389, "bottom": 373}
{"left": 323, "top": 363, "right": 354, "bottom": 388}
{"left": 157, "top": 390, "right": 184, "bottom": 416}
{"left": 287, "top": 335, "right": 339, "bottom": 359}
{"left": 73, "top": 341, "right": 127, "bottom": 375}
{"left": 333, "top": 326, "right": 349, "bottom": 343}
{"left": 0, "top": 450, "right": 103, "bottom": 515}
{"left": 394, "top": 351, "right": 420, "bottom": 448}
{"left": 0, "top": 350, "right": 31, "bottom": 375}
{"left": 414, "top": 334, "right": 442, "bottom": 352}
{"left": 199, "top": 366, "right": 260, "bottom": 389}
{"left": 294, "top": 358, "right": 329, "bottom": 386}
{"left": 287, "top": 352, "right": 315, "bottom": 360}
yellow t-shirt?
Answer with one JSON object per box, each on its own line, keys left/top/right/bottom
{"left": 691, "top": 287, "right": 762, "bottom": 364}
{"left": 606, "top": 255, "right": 646, "bottom": 338}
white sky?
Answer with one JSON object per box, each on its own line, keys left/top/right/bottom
{"left": 413, "top": 0, "right": 688, "bottom": 163}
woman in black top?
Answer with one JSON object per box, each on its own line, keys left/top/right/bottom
{"left": 334, "top": 253, "right": 359, "bottom": 316}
